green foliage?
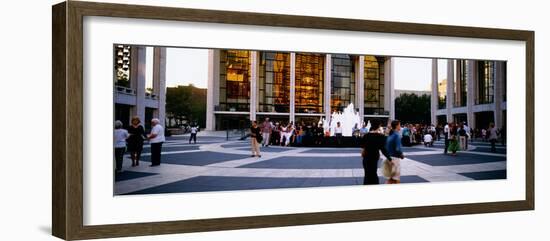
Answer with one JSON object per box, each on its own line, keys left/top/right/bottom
{"left": 165, "top": 84, "right": 207, "bottom": 127}
{"left": 395, "top": 93, "right": 431, "bottom": 124}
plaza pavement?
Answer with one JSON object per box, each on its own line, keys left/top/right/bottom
{"left": 114, "top": 132, "right": 507, "bottom": 195}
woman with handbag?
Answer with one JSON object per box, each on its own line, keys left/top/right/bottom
{"left": 250, "top": 121, "right": 262, "bottom": 158}
{"left": 360, "top": 119, "right": 392, "bottom": 185}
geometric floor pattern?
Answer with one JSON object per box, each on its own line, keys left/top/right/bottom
{"left": 114, "top": 133, "right": 507, "bottom": 195}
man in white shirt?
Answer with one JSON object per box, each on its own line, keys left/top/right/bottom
{"left": 334, "top": 122, "right": 343, "bottom": 145}
{"left": 189, "top": 124, "right": 198, "bottom": 144}
{"left": 423, "top": 133, "right": 433, "bottom": 147}
{"left": 148, "top": 118, "right": 165, "bottom": 166}
{"left": 463, "top": 122, "right": 470, "bottom": 149}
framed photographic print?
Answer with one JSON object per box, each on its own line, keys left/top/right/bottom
{"left": 52, "top": 1, "right": 534, "bottom": 240}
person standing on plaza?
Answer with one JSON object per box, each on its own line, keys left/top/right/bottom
{"left": 448, "top": 123, "right": 460, "bottom": 156}
{"left": 261, "top": 118, "right": 272, "bottom": 147}
{"left": 360, "top": 119, "right": 392, "bottom": 185}
{"left": 463, "top": 122, "right": 470, "bottom": 150}
{"left": 189, "top": 124, "right": 198, "bottom": 144}
{"left": 443, "top": 122, "right": 450, "bottom": 154}
{"left": 114, "top": 120, "right": 129, "bottom": 173}
{"left": 126, "top": 116, "right": 146, "bottom": 167}
{"left": 385, "top": 120, "right": 404, "bottom": 184}
{"left": 250, "top": 121, "right": 262, "bottom": 157}
{"left": 458, "top": 123, "right": 467, "bottom": 151}
{"left": 148, "top": 118, "right": 165, "bottom": 166}
{"left": 488, "top": 123, "right": 498, "bottom": 152}
{"left": 334, "top": 122, "right": 343, "bottom": 145}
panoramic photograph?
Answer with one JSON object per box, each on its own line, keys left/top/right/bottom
{"left": 112, "top": 45, "right": 507, "bottom": 195}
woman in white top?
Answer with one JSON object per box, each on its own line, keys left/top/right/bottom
{"left": 114, "top": 120, "right": 129, "bottom": 173}
{"left": 148, "top": 118, "right": 165, "bottom": 166}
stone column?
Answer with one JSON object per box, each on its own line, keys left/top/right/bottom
{"left": 494, "top": 61, "right": 504, "bottom": 129}
{"left": 446, "top": 59, "right": 455, "bottom": 123}
{"left": 356, "top": 56, "right": 365, "bottom": 119}
{"left": 133, "top": 46, "right": 146, "bottom": 124}
{"left": 324, "top": 54, "right": 332, "bottom": 121}
{"left": 206, "top": 49, "right": 220, "bottom": 131}
{"left": 290, "top": 53, "right": 296, "bottom": 124}
{"left": 249, "top": 51, "right": 259, "bottom": 122}
{"left": 153, "top": 47, "right": 167, "bottom": 126}
{"left": 383, "top": 57, "right": 391, "bottom": 118}
{"left": 466, "top": 60, "right": 476, "bottom": 128}
{"left": 431, "top": 59, "right": 438, "bottom": 125}
{"left": 388, "top": 58, "right": 396, "bottom": 120}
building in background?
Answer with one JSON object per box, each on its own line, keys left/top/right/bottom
{"left": 206, "top": 50, "right": 396, "bottom": 130}
{"left": 431, "top": 59, "right": 506, "bottom": 130}
{"left": 394, "top": 89, "right": 431, "bottom": 97}
{"left": 114, "top": 45, "right": 167, "bottom": 130}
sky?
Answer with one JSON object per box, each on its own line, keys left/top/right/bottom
{"left": 165, "top": 48, "right": 438, "bottom": 91}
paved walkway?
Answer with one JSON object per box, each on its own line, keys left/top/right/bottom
{"left": 115, "top": 135, "right": 506, "bottom": 195}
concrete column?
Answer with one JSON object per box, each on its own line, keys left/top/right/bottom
{"left": 446, "top": 59, "right": 455, "bottom": 123}
{"left": 356, "top": 56, "right": 365, "bottom": 118}
{"left": 129, "top": 47, "right": 139, "bottom": 90}
{"left": 249, "top": 51, "right": 259, "bottom": 122}
{"left": 494, "top": 61, "right": 504, "bottom": 129}
{"left": 383, "top": 57, "right": 391, "bottom": 118}
{"left": 431, "top": 59, "right": 438, "bottom": 125}
{"left": 324, "top": 54, "right": 332, "bottom": 120}
{"left": 133, "top": 46, "right": 146, "bottom": 124}
{"left": 290, "top": 53, "right": 296, "bottom": 124}
{"left": 466, "top": 60, "right": 476, "bottom": 128}
{"left": 206, "top": 49, "right": 220, "bottom": 130}
{"left": 153, "top": 47, "right": 167, "bottom": 126}
{"left": 389, "top": 58, "right": 396, "bottom": 120}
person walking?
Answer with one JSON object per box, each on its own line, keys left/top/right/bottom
{"left": 261, "top": 118, "right": 272, "bottom": 147}
{"left": 147, "top": 118, "right": 165, "bottom": 166}
{"left": 250, "top": 121, "right": 262, "bottom": 157}
{"left": 488, "top": 123, "right": 498, "bottom": 152}
{"left": 114, "top": 120, "right": 129, "bottom": 173}
{"left": 127, "top": 116, "right": 146, "bottom": 167}
{"left": 189, "top": 124, "right": 198, "bottom": 144}
{"left": 360, "top": 120, "right": 392, "bottom": 185}
{"left": 385, "top": 120, "right": 404, "bottom": 184}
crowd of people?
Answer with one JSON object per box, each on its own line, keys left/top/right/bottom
{"left": 113, "top": 117, "right": 165, "bottom": 173}
{"left": 250, "top": 118, "right": 405, "bottom": 185}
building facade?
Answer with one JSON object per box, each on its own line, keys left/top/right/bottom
{"left": 206, "top": 50, "right": 395, "bottom": 130}
{"left": 431, "top": 59, "right": 506, "bottom": 130}
{"left": 114, "top": 45, "right": 167, "bottom": 129}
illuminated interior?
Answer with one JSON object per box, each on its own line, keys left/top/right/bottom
{"left": 364, "top": 56, "right": 385, "bottom": 115}
{"left": 219, "top": 50, "right": 250, "bottom": 111}
{"left": 258, "top": 52, "right": 291, "bottom": 113}
{"left": 331, "top": 54, "right": 356, "bottom": 113}
{"left": 295, "top": 53, "right": 325, "bottom": 113}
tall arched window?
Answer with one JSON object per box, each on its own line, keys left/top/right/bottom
{"left": 331, "top": 54, "right": 356, "bottom": 113}
{"left": 295, "top": 53, "right": 325, "bottom": 113}
{"left": 364, "top": 56, "right": 385, "bottom": 115}
{"left": 258, "top": 52, "right": 291, "bottom": 113}
{"left": 219, "top": 50, "right": 251, "bottom": 111}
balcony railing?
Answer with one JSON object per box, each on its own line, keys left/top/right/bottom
{"left": 115, "top": 86, "right": 136, "bottom": 95}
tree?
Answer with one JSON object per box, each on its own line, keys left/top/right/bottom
{"left": 165, "top": 84, "right": 207, "bottom": 128}
{"left": 394, "top": 93, "right": 431, "bottom": 124}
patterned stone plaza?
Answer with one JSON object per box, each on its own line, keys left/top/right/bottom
{"left": 114, "top": 132, "right": 506, "bottom": 195}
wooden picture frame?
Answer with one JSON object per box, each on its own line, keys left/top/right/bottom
{"left": 52, "top": 1, "right": 534, "bottom": 240}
